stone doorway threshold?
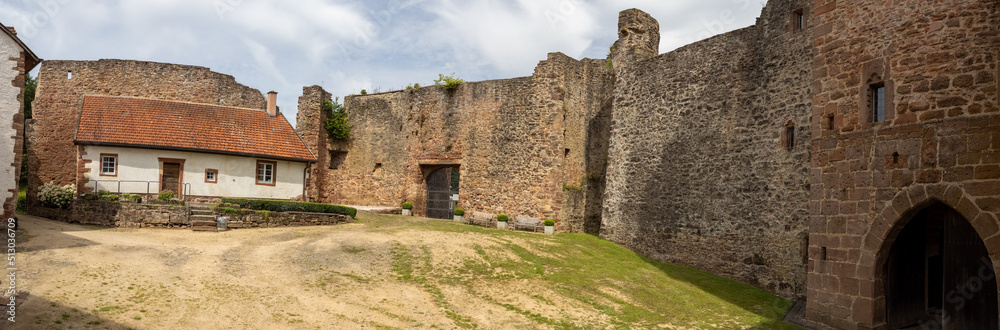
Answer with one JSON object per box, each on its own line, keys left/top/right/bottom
{"left": 782, "top": 299, "right": 837, "bottom": 330}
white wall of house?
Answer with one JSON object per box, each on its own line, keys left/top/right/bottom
{"left": 0, "top": 34, "right": 21, "bottom": 217}
{"left": 80, "top": 145, "right": 308, "bottom": 200}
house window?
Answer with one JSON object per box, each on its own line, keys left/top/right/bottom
{"left": 256, "top": 160, "right": 276, "bottom": 186}
{"left": 871, "top": 83, "right": 886, "bottom": 122}
{"left": 205, "top": 169, "right": 218, "bottom": 183}
{"left": 100, "top": 154, "right": 117, "bottom": 177}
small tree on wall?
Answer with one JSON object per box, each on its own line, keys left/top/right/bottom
{"left": 324, "top": 97, "right": 352, "bottom": 141}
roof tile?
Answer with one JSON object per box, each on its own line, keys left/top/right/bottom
{"left": 75, "top": 95, "right": 316, "bottom": 162}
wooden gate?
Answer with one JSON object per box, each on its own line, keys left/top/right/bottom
{"left": 425, "top": 167, "right": 455, "bottom": 219}
{"left": 886, "top": 203, "right": 997, "bottom": 329}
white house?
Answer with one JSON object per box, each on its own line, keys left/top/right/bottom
{"left": 0, "top": 23, "right": 39, "bottom": 219}
{"left": 73, "top": 93, "right": 316, "bottom": 200}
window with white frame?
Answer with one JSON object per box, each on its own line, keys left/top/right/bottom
{"left": 205, "top": 169, "right": 218, "bottom": 183}
{"left": 100, "top": 154, "right": 117, "bottom": 176}
{"left": 256, "top": 160, "right": 276, "bottom": 185}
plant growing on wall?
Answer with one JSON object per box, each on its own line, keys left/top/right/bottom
{"left": 38, "top": 182, "right": 75, "bottom": 209}
{"left": 434, "top": 73, "right": 464, "bottom": 90}
{"left": 324, "top": 98, "right": 352, "bottom": 141}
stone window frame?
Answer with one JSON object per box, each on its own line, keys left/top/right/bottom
{"left": 860, "top": 59, "right": 894, "bottom": 127}
{"left": 99, "top": 153, "right": 118, "bottom": 177}
{"left": 205, "top": 169, "right": 218, "bottom": 184}
{"left": 791, "top": 8, "right": 806, "bottom": 32}
{"left": 256, "top": 160, "right": 277, "bottom": 186}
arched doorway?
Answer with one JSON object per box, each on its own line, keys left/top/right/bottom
{"left": 425, "top": 167, "right": 459, "bottom": 219}
{"left": 884, "top": 202, "right": 997, "bottom": 329}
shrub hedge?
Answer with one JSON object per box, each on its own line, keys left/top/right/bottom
{"left": 401, "top": 202, "right": 413, "bottom": 209}
{"left": 453, "top": 208, "right": 465, "bottom": 216}
{"left": 497, "top": 214, "right": 509, "bottom": 222}
{"left": 221, "top": 198, "right": 357, "bottom": 218}
{"left": 544, "top": 219, "right": 555, "bottom": 226}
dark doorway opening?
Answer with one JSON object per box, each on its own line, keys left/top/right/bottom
{"left": 425, "top": 167, "right": 459, "bottom": 219}
{"left": 885, "top": 203, "right": 997, "bottom": 329}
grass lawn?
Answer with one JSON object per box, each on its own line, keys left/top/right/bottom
{"left": 361, "top": 213, "right": 798, "bottom": 329}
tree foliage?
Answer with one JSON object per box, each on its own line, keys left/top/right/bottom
{"left": 24, "top": 72, "right": 35, "bottom": 119}
{"left": 324, "top": 97, "right": 352, "bottom": 141}
{"left": 434, "top": 73, "right": 464, "bottom": 90}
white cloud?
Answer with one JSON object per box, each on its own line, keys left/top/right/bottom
{"left": 0, "top": 0, "right": 767, "bottom": 126}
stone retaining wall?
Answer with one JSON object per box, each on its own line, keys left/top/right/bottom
{"left": 217, "top": 209, "right": 353, "bottom": 228}
{"left": 31, "top": 200, "right": 189, "bottom": 227}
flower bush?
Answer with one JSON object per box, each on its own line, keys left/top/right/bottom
{"left": 158, "top": 190, "right": 175, "bottom": 200}
{"left": 38, "top": 182, "right": 75, "bottom": 209}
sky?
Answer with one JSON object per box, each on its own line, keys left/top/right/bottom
{"left": 0, "top": 0, "right": 767, "bottom": 126}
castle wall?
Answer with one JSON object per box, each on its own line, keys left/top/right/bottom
{"left": 298, "top": 53, "right": 612, "bottom": 231}
{"left": 600, "top": 0, "right": 814, "bottom": 299}
{"left": 27, "top": 59, "right": 266, "bottom": 209}
{"left": 806, "top": 0, "right": 1000, "bottom": 328}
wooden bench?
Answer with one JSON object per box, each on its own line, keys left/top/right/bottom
{"left": 511, "top": 216, "right": 543, "bottom": 232}
{"left": 469, "top": 212, "right": 495, "bottom": 227}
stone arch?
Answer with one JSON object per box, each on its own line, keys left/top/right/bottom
{"left": 857, "top": 183, "right": 1000, "bottom": 326}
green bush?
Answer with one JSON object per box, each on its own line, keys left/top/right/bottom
{"left": 38, "top": 182, "right": 75, "bottom": 209}
{"left": 453, "top": 208, "right": 465, "bottom": 216}
{"left": 218, "top": 207, "right": 241, "bottom": 216}
{"left": 434, "top": 73, "right": 464, "bottom": 90}
{"left": 497, "top": 214, "right": 508, "bottom": 222}
{"left": 221, "top": 198, "right": 357, "bottom": 218}
{"left": 544, "top": 219, "right": 555, "bottom": 226}
{"left": 324, "top": 98, "right": 352, "bottom": 141}
{"left": 401, "top": 202, "right": 413, "bottom": 210}
{"left": 158, "top": 190, "right": 174, "bottom": 200}
{"left": 15, "top": 190, "right": 25, "bottom": 214}
{"left": 130, "top": 195, "right": 142, "bottom": 202}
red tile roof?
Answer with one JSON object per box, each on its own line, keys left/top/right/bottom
{"left": 74, "top": 95, "right": 316, "bottom": 162}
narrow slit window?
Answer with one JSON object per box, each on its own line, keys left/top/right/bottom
{"left": 827, "top": 115, "right": 835, "bottom": 130}
{"left": 785, "top": 126, "right": 795, "bottom": 151}
{"left": 67, "top": 71, "right": 73, "bottom": 79}
{"left": 794, "top": 9, "right": 805, "bottom": 31}
{"left": 871, "top": 83, "right": 886, "bottom": 123}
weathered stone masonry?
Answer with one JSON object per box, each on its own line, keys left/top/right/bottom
{"left": 27, "top": 59, "right": 267, "bottom": 212}
{"left": 602, "top": 0, "right": 814, "bottom": 299}
{"left": 0, "top": 26, "right": 39, "bottom": 220}
{"left": 297, "top": 53, "right": 613, "bottom": 233}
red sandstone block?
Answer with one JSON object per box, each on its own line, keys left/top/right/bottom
{"left": 973, "top": 213, "right": 999, "bottom": 239}
{"left": 975, "top": 165, "right": 1000, "bottom": 179}
{"left": 965, "top": 181, "right": 1000, "bottom": 196}
{"left": 852, "top": 297, "right": 874, "bottom": 324}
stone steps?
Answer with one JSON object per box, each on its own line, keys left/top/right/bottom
{"left": 189, "top": 203, "right": 218, "bottom": 232}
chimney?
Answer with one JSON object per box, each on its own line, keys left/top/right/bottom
{"left": 6, "top": 26, "right": 16, "bottom": 36}
{"left": 266, "top": 91, "right": 277, "bottom": 117}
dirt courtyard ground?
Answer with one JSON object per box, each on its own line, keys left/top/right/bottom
{"left": 6, "top": 213, "right": 795, "bottom": 329}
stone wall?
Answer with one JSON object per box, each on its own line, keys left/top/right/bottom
{"left": 600, "top": 0, "right": 814, "bottom": 299}
{"left": 805, "top": 0, "right": 1000, "bottom": 328}
{"left": 32, "top": 200, "right": 189, "bottom": 227}
{"left": 219, "top": 209, "right": 353, "bottom": 229}
{"left": 297, "top": 53, "right": 612, "bottom": 232}
{"left": 27, "top": 59, "right": 266, "bottom": 212}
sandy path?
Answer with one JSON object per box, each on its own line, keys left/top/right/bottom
{"left": 7, "top": 214, "right": 561, "bottom": 329}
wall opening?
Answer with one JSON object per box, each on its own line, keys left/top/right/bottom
{"left": 793, "top": 9, "right": 805, "bottom": 31}
{"left": 67, "top": 71, "right": 72, "bottom": 79}
{"left": 784, "top": 125, "right": 795, "bottom": 151}
{"left": 826, "top": 115, "right": 835, "bottom": 130}
{"left": 870, "top": 82, "right": 886, "bottom": 123}
{"left": 425, "top": 167, "right": 459, "bottom": 219}
{"left": 329, "top": 151, "right": 347, "bottom": 170}
{"left": 883, "top": 203, "right": 997, "bottom": 329}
